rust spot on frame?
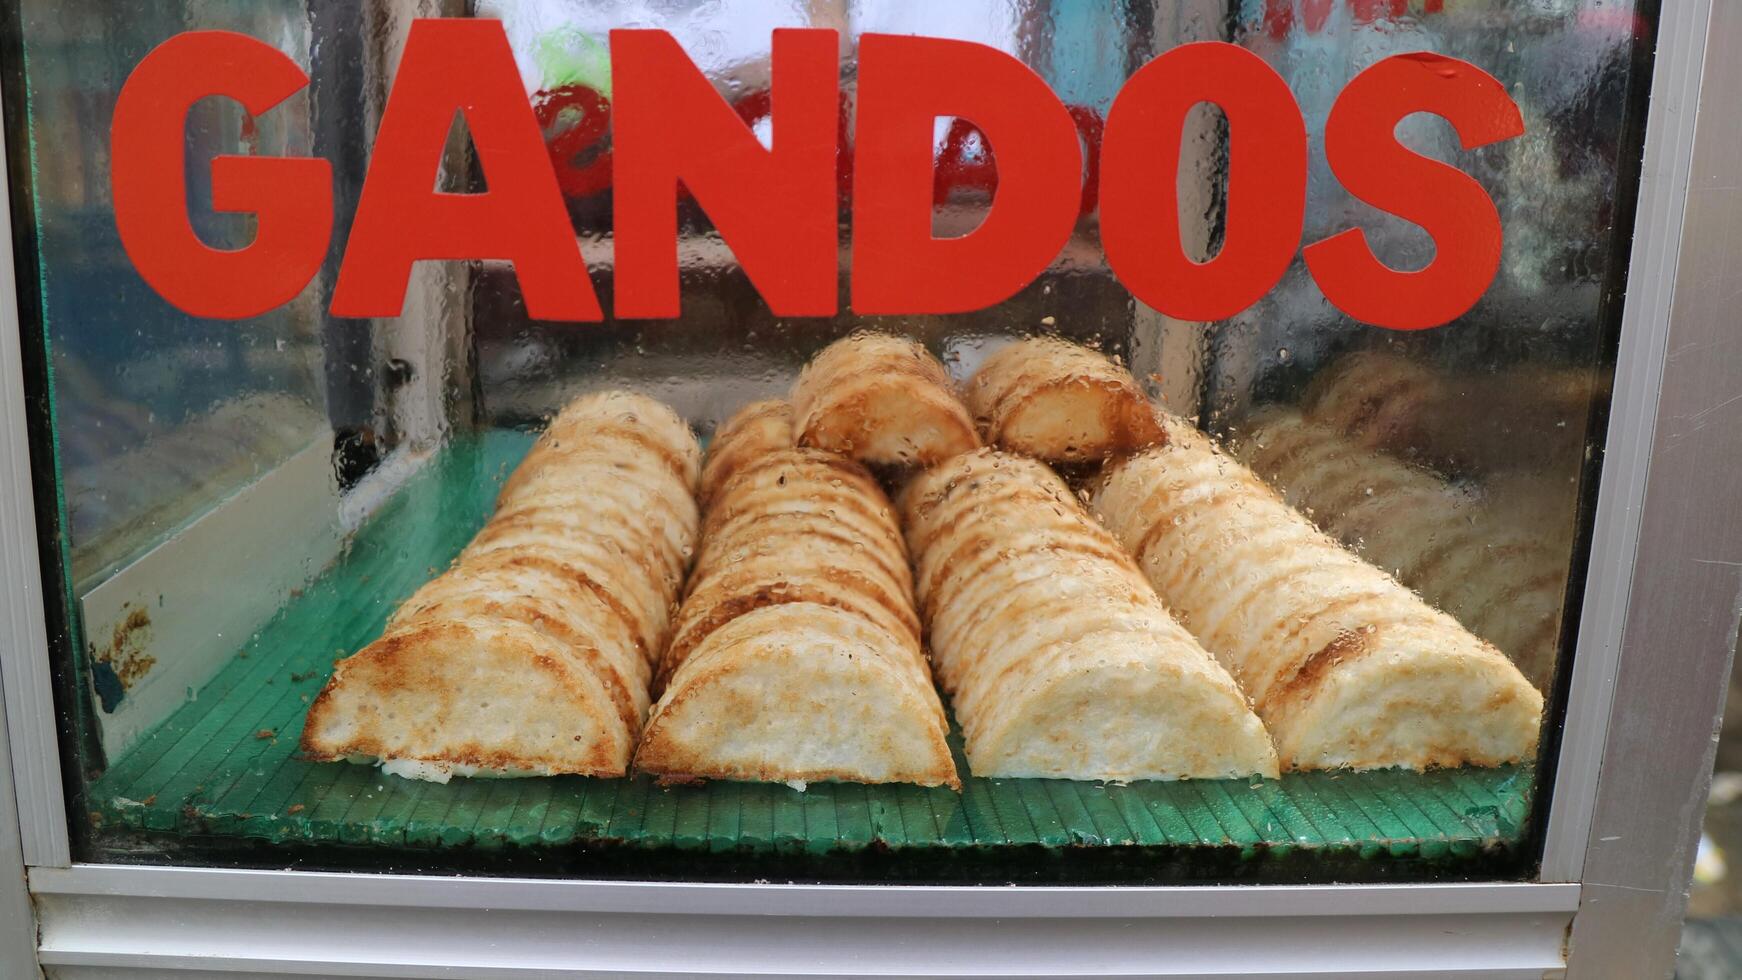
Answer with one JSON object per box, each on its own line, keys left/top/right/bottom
{"left": 90, "top": 602, "right": 156, "bottom": 711}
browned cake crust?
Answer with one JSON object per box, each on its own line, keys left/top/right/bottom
{"left": 635, "top": 400, "right": 958, "bottom": 789}
{"left": 901, "top": 449, "right": 1278, "bottom": 781}
{"left": 301, "top": 391, "right": 702, "bottom": 779}
{"left": 698, "top": 399, "right": 794, "bottom": 508}
{"left": 1092, "top": 413, "right": 1543, "bottom": 772}
{"left": 965, "top": 337, "right": 1164, "bottom": 462}
{"left": 1236, "top": 407, "right": 1565, "bottom": 690}
{"left": 791, "top": 333, "right": 980, "bottom": 468}
{"left": 1302, "top": 350, "right": 1597, "bottom": 476}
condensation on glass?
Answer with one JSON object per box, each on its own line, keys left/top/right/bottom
{"left": 23, "top": 1, "right": 325, "bottom": 585}
{"left": 10, "top": 0, "right": 1651, "bottom": 872}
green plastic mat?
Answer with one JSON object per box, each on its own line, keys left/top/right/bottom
{"left": 85, "top": 431, "right": 1536, "bottom": 881}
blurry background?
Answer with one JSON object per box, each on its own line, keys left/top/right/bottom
{"left": 1676, "top": 632, "right": 1742, "bottom": 978}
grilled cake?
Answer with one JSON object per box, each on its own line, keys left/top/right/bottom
{"left": 902, "top": 449, "right": 1278, "bottom": 781}
{"left": 965, "top": 336, "right": 1164, "bottom": 462}
{"left": 1237, "top": 407, "right": 1565, "bottom": 689}
{"left": 791, "top": 333, "right": 980, "bottom": 468}
{"left": 636, "top": 401, "right": 958, "bottom": 788}
{"left": 301, "top": 391, "right": 701, "bottom": 781}
{"left": 1092, "top": 414, "right": 1542, "bottom": 771}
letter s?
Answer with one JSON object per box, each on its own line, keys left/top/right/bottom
{"left": 1304, "top": 53, "right": 1524, "bottom": 331}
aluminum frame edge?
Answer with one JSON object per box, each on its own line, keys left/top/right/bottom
{"left": 0, "top": 68, "right": 69, "bottom": 870}
{"left": 28, "top": 865, "right": 1577, "bottom": 978}
{"left": 0, "top": 657, "right": 43, "bottom": 977}
{"left": 1539, "top": 0, "right": 1714, "bottom": 881}
{"left": 1559, "top": 0, "right": 1742, "bottom": 974}
{"left": 28, "top": 863, "right": 1581, "bottom": 917}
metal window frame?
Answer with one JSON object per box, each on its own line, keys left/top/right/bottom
{"left": 1556, "top": 0, "right": 1742, "bottom": 972}
{"left": 0, "top": 45, "right": 67, "bottom": 872}
{"left": 3, "top": 0, "right": 1740, "bottom": 976}
{"left": 1538, "top": 0, "right": 1718, "bottom": 882}
{"left": 0, "top": 653, "right": 41, "bottom": 978}
{"left": 23, "top": 866, "right": 1576, "bottom": 979}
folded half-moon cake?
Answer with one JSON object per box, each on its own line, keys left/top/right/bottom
{"left": 1092, "top": 413, "right": 1543, "bottom": 771}
{"left": 1236, "top": 407, "right": 1566, "bottom": 690}
{"left": 902, "top": 449, "right": 1278, "bottom": 781}
{"left": 791, "top": 333, "right": 980, "bottom": 468}
{"left": 1302, "top": 350, "right": 1595, "bottom": 477}
{"left": 965, "top": 337, "right": 1164, "bottom": 462}
{"left": 636, "top": 401, "right": 958, "bottom": 788}
{"left": 301, "top": 390, "right": 702, "bottom": 782}
{"left": 697, "top": 398, "right": 794, "bottom": 508}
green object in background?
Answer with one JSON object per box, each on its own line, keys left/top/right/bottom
{"left": 535, "top": 27, "right": 611, "bottom": 95}
{"left": 86, "top": 431, "right": 1536, "bottom": 881}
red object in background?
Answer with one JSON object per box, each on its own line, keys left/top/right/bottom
{"left": 1350, "top": 0, "right": 1409, "bottom": 21}
{"left": 851, "top": 33, "right": 1082, "bottom": 315}
{"left": 932, "top": 117, "right": 999, "bottom": 206}
{"left": 1303, "top": 52, "right": 1524, "bottom": 330}
{"left": 832, "top": 91, "right": 854, "bottom": 208}
{"left": 110, "top": 31, "right": 332, "bottom": 320}
{"left": 920, "top": 107, "right": 1102, "bottom": 216}
{"left": 1264, "top": 0, "right": 1442, "bottom": 39}
{"left": 612, "top": 28, "right": 840, "bottom": 319}
{"left": 1101, "top": 42, "right": 1307, "bottom": 324}
{"left": 1069, "top": 106, "right": 1105, "bottom": 217}
{"left": 534, "top": 83, "right": 613, "bottom": 199}
{"left": 730, "top": 87, "right": 855, "bottom": 207}
{"left": 565, "top": 84, "right": 1095, "bottom": 219}
{"left": 1263, "top": 0, "right": 1294, "bottom": 39}
{"left": 331, "top": 19, "right": 602, "bottom": 321}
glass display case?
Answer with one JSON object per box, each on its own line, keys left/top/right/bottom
{"left": 2, "top": 0, "right": 1739, "bottom": 976}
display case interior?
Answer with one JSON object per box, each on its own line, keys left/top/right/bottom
{"left": 11, "top": 0, "right": 1656, "bottom": 883}
{"left": 85, "top": 428, "right": 1538, "bottom": 880}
